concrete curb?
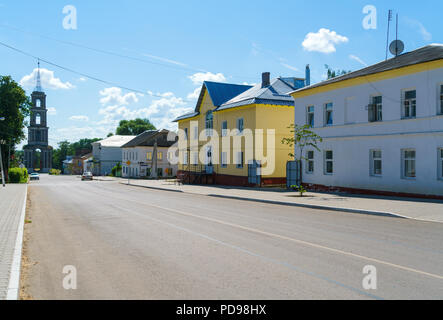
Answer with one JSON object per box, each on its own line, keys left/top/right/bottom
{"left": 6, "top": 184, "right": 28, "bottom": 300}
{"left": 119, "top": 182, "right": 405, "bottom": 219}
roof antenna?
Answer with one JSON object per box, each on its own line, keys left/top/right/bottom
{"left": 35, "top": 59, "right": 43, "bottom": 92}
{"left": 385, "top": 9, "right": 393, "bottom": 60}
{"left": 389, "top": 13, "right": 404, "bottom": 57}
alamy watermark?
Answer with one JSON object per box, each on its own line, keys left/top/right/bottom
{"left": 63, "top": 5, "right": 78, "bottom": 30}
{"left": 63, "top": 265, "right": 77, "bottom": 290}
{"left": 362, "top": 5, "right": 377, "bottom": 30}
{"left": 362, "top": 265, "right": 377, "bottom": 290}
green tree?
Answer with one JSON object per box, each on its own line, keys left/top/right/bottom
{"left": 0, "top": 75, "right": 31, "bottom": 180}
{"left": 325, "top": 64, "right": 351, "bottom": 80}
{"left": 116, "top": 118, "right": 156, "bottom": 136}
{"left": 52, "top": 140, "right": 70, "bottom": 170}
{"left": 282, "top": 124, "right": 323, "bottom": 195}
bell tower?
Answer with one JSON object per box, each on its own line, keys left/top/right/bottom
{"left": 23, "top": 61, "right": 53, "bottom": 173}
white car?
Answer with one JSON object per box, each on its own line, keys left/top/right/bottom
{"left": 30, "top": 173, "right": 40, "bottom": 181}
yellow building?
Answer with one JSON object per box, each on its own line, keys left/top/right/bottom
{"left": 174, "top": 72, "right": 306, "bottom": 186}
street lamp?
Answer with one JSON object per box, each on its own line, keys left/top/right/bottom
{"left": 0, "top": 117, "right": 5, "bottom": 187}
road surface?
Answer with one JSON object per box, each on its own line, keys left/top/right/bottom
{"left": 22, "top": 175, "right": 443, "bottom": 299}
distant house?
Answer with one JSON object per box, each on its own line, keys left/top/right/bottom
{"left": 121, "top": 129, "right": 178, "bottom": 178}
{"left": 92, "top": 135, "right": 136, "bottom": 176}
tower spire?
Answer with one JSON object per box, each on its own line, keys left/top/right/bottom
{"left": 35, "top": 59, "right": 43, "bottom": 92}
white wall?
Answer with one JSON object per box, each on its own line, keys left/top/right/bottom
{"left": 294, "top": 67, "right": 443, "bottom": 196}
{"left": 122, "top": 146, "right": 178, "bottom": 178}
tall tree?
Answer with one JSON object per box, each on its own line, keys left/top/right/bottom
{"left": 116, "top": 118, "right": 156, "bottom": 136}
{"left": 0, "top": 75, "right": 31, "bottom": 179}
{"left": 324, "top": 65, "right": 351, "bottom": 80}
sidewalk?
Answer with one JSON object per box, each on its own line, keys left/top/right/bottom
{"left": 0, "top": 184, "right": 27, "bottom": 300}
{"left": 120, "top": 179, "right": 443, "bottom": 223}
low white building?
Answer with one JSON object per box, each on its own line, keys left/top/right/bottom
{"left": 290, "top": 44, "right": 443, "bottom": 198}
{"left": 92, "top": 135, "right": 136, "bottom": 176}
{"left": 121, "top": 130, "right": 178, "bottom": 178}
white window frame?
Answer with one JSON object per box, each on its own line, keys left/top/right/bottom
{"left": 221, "top": 120, "right": 228, "bottom": 137}
{"left": 157, "top": 151, "right": 163, "bottom": 160}
{"left": 221, "top": 152, "right": 227, "bottom": 168}
{"left": 369, "top": 95, "right": 382, "bottom": 122}
{"left": 324, "top": 150, "right": 333, "bottom": 175}
{"left": 402, "top": 89, "right": 417, "bottom": 119}
{"left": 236, "top": 151, "right": 244, "bottom": 168}
{"left": 438, "top": 148, "right": 443, "bottom": 180}
{"left": 370, "top": 149, "right": 382, "bottom": 176}
{"left": 193, "top": 126, "right": 198, "bottom": 140}
{"left": 401, "top": 149, "right": 416, "bottom": 179}
{"left": 306, "top": 150, "right": 314, "bottom": 174}
{"left": 306, "top": 106, "right": 314, "bottom": 127}
{"left": 324, "top": 102, "right": 333, "bottom": 126}
{"left": 237, "top": 118, "right": 244, "bottom": 134}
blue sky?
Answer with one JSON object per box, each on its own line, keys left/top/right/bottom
{"left": 0, "top": 0, "right": 441, "bottom": 148}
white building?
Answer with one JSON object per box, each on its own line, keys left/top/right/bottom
{"left": 121, "top": 130, "right": 178, "bottom": 178}
{"left": 290, "top": 44, "right": 443, "bottom": 198}
{"left": 92, "top": 135, "right": 136, "bottom": 176}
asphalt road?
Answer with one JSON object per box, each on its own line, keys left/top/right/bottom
{"left": 23, "top": 174, "right": 443, "bottom": 300}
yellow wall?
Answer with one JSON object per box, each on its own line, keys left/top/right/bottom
{"left": 178, "top": 96, "right": 294, "bottom": 179}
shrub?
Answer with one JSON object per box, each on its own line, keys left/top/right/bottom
{"left": 49, "top": 169, "right": 61, "bottom": 175}
{"left": 291, "top": 184, "right": 307, "bottom": 197}
{"left": 111, "top": 162, "right": 122, "bottom": 177}
{"left": 8, "top": 167, "right": 29, "bottom": 183}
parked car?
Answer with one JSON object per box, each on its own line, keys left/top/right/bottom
{"left": 81, "top": 172, "right": 93, "bottom": 181}
{"left": 30, "top": 173, "right": 40, "bottom": 181}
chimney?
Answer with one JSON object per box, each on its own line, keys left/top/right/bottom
{"left": 305, "top": 64, "right": 311, "bottom": 87}
{"left": 261, "top": 72, "right": 270, "bottom": 88}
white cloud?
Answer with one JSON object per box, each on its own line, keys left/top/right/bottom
{"left": 78, "top": 77, "right": 87, "bottom": 82}
{"left": 187, "top": 87, "right": 201, "bottom": 100}
{"left": 404, "top": 18, "right": 432, "bottom": 41}
{"left": 281, "top": 63, "right": 299, "bottom": 72}
{"left": 20, "top": 68, "right": 75, "bottom": 90}
{"left": 98, "top": 88, "right": 192, "bottom": 131}
{"left": 349, "top": 54, "right": 368, "bottom": 67}
{"left": 188, "top": 72, "right": 226, "bottom": 85}
{"left": 70, "top": 115, "right": 89, "bottom": 122}
{"left": 99, "top": 87, "right": 141, "bottom": 107}
{"left": 47, "top": 107, "right": 57, "bottom": 115}
{"left": 302, "top": 28, "right": 349, "bottom": 53}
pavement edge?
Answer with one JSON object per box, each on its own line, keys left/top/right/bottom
{"left": 6, "top": 183, "right": 28, "bottom": 300}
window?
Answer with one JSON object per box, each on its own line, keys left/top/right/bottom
{"left": 403, "top": 90, "right": 416, "bottom": 119}
{"left": 183, "top": 151, "right": 188, "bottom": 165}
{"left": 36, "top": 113, "right": 41, "bottom": 125}
{"left": 402, "top": 149, "right": 416, "bottom": 178}
{"left": 221, "top": 121, "right": 228, "bottom": 137}
{"left": 237, "top": 118, "right": 244, "bottom": 134}
{"left": 193, "top": 126, "right": 198, "bottom": 140}
{"left": 438, "top": 148, "right": 443, "bottom": 180}
{"left": 369, "top": 96, "right": 382, "bottom": 122}
{"left": 184, "top": 128, "right": 188, "bottom": 140}
{"left": 307, "top": 106, "right": 314, "bottom": 127}
{"left": 205, "top": 111, "right": 213, "bottom": 136}
{"left": 324, "top": 150, "right": 333, "bottom": 174}
{"left": 157, "top": 152, "right": 163, "bottom": 160}
{"left": 147, "top": 152, "right": 152, "bottom": 161}
{"left": 157, "top": 168, "right": 163, "bottom": 177}
{"left": 370, "top": 150, "right": 382, "bottom": 176}
{"left": 324, "top": 103, "right": 333, "bottom": 126}
{"left": 236, "top": 151, "right": 244, "bottom": 168}
{"left": 36, "top": 99, "right": 41, "bottom": 108}
{"left": 221, "top": 152, "right": 227, "bottom": 168}
{"left": 439, "top": 85, "right": 443, "bottom": 115}
{"left": 306, "top": 150, "right": 314, "bottom": 173}
{"left": 191, "top": 151, "right": 198, "bottom": 165}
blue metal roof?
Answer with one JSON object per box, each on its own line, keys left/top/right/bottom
{"left": 202, "top": 81, "right": 252, "bottom": 108}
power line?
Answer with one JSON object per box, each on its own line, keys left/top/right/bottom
{"left": 0, "top": 23, "right": 258, "bottom": 81}
{"left": 0, "top": 39, "right": 195, "bottom": 102}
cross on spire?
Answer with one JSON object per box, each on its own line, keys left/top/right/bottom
{"left": 35, "top": 59, "right": 43, "bottom": 92}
